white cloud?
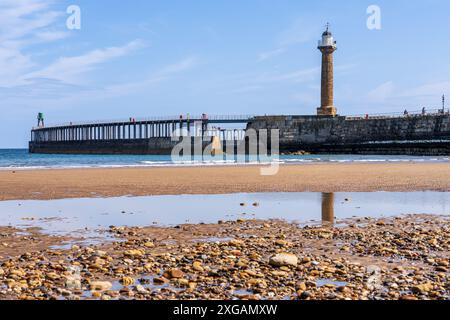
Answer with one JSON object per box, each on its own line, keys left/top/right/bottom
{"left": 158, "top": 57, "right": 198, "bottom": 75}
{"left": 34, "top": 30, "right": 68, "bottom": 42}
{"left": 278, "top": 18, "right": 322, "bottom": 47}
{"left": 399, "top": 81, "right": 450, "bottom": 99}
{"left": 255, "top": 67, "right": 320, "bottom": 84}
{"left": 0, "top": 1, "right": 152, "bottom": 102}
{"left": 26, "top": 40, "right": 145, "bottom": 83}
{"left": 9, "top": 56, "right": 200, "bottom": 103}
{"left": 365, "top": 80, "right": 450, "bottom": 110}
{"left": 0, "top": 0, "right": 156, "bottom": 105}
{"left": 0, "top": 0, "right": 67, "bottom": 86}
{"left": 100, "top": 56, "right": 199, "bottom": 96}
{"left": 0, "top": 0, "right": 63, "bottom": 45}
{"left": 254, "top": 16, "right": 323, "bottom": 63}
{"left": 257, "top": 48, "right": 286, "bottom": 62}
{"left": 231, "top": 85, "right": 263, "bottom": 94}
{"left": 368, "top": 81, "right": 395, "bottom": 102}
{"left": 0, "top": 77, "right": 91, "bottom": 100}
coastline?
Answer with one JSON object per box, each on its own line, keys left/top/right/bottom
{"left": 1, "top": 162, "right": 449, "bottom": 201}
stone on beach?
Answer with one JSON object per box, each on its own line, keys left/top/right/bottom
{"left": 135, "top": 285, "right": 147, "bottom": 294}
{"left": 275, "top": 239, "right": 289, "bottom": 247}
{"left": 123, "top": 249, "right": 145, "bottom": 258}
{"left": 65, "top": 275, "right": 81, "bottom": 290}
{"left": 89, "top": 281, "right": 113, "bottom": 291}
{"left": 120, "top": 276, "right": 135, "bottom": 286}
{"left": 153, "top": 277, "right": 169, "bottom": 284}
{"left": 192, "top": 261, "right": 204, "bottom": 272}
{"left": 166, "top": 269, "right": 184, "bottom": 279}
{"left": 411, "top": 283, "right": 434, "bottom": 294}
{"left": 143, "top": 242, "right": 155, "bottom": 248}
{"left": 269, "top": 253, "right": 298, "bottom": 267}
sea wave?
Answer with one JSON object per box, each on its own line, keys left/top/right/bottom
{"left": 0, "top": 152, "right": 448, "bottom": 171}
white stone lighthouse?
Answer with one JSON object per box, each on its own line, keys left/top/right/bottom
{"left": 317, "top": 24, "right": 338, "bottom": 116}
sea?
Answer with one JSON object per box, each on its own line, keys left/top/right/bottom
{"left": 0, "top": 149, "right": 448, "bottom": 170}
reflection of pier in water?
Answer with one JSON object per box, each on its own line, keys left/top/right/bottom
{"left": 321, "top": 193, "right": 335, "bottom": 226}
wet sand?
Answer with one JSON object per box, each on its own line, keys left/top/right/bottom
{"left": 1, "top": 163, "right": 450, "bottom": 201}
{"left": 0, "top": 226, "right": 72, "bottom": 259}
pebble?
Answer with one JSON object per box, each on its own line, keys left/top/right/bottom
{"left": 275, "top": 240, "right": 289, "bottom": 247}
{"left": 193, "top": 261, "right": 204, "bottom": 272}
{"left": 65, "top": 275, "right": 81, "bottom": 290}
{"left": 153, "top": 277, "right": 169, "bottom": 285}
{"left": 120, "top": 276, "right": 135, "bottom": 286}
{"left": 167, "top": 269, "right": 184, "bottom": 279}
{"left": 135, "top": 285, "right": 147, "bottom": 293}
{"left": 90, "top": 281, "right": 113, "bottom": 291}
{"left": 296, "top": 282, "right": 307, "bottom": 291}
{"left": 400, "top": 295, "right": 418, "bottom": 301}
{"left": 411, "top": 283, "right": 433, "bottom": 294}
{"left": 269, "top": 253, "right": 298, "bottom": 267}
{"left": 123, "top": 249, "right": 145, "bottom": 258}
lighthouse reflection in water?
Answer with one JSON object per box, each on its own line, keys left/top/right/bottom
{"left": 321, "top": 193, "right": 335, "bottom": 226}
{"left": 0, "top": 192, "right": 447, "bottom": 239}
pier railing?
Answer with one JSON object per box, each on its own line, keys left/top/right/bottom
{"left": 34, "top": 108, "right": 450, "bottom": 129}
{"left": 30, "top": 109, "right": 450, "bottom": 144}
{"left": 34, "top": 114, "right": 256, "bottom": 130}
{"left": 30, "top": 114, "right": 253, "bottom": 143}
{"left": 345, "top": 108, "right": 450, "bottom": 120}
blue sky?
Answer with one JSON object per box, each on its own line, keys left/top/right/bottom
{"left": 1, "top": 0, "right": 450, "bottom": 147}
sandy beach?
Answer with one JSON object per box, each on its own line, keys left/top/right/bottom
{"left": 1, "top": 163, "right": 450, "bottom": 201}
{"left": 1, "top": 162, "right": 449, "bottom": 300}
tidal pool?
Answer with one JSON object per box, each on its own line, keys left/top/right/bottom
{"left": 0, "top": 192, "right": 448, "bottom": 240}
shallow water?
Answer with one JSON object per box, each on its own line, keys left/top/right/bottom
{"left": 316, "top": 279, "right": 348, "bottom": 288}
{"left": 0, "top": 192, "right": 448, "bottom": 242}
{"left": 0, "top": 149, "right": 449, "bottom": 169}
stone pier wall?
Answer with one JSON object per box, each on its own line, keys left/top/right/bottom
{"left": 247, "top": 114, "right": 450, "bottom": 155}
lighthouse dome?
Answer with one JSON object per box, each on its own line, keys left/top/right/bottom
{"left": 318, "top": 26, "right": 336, "bottom": 49}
